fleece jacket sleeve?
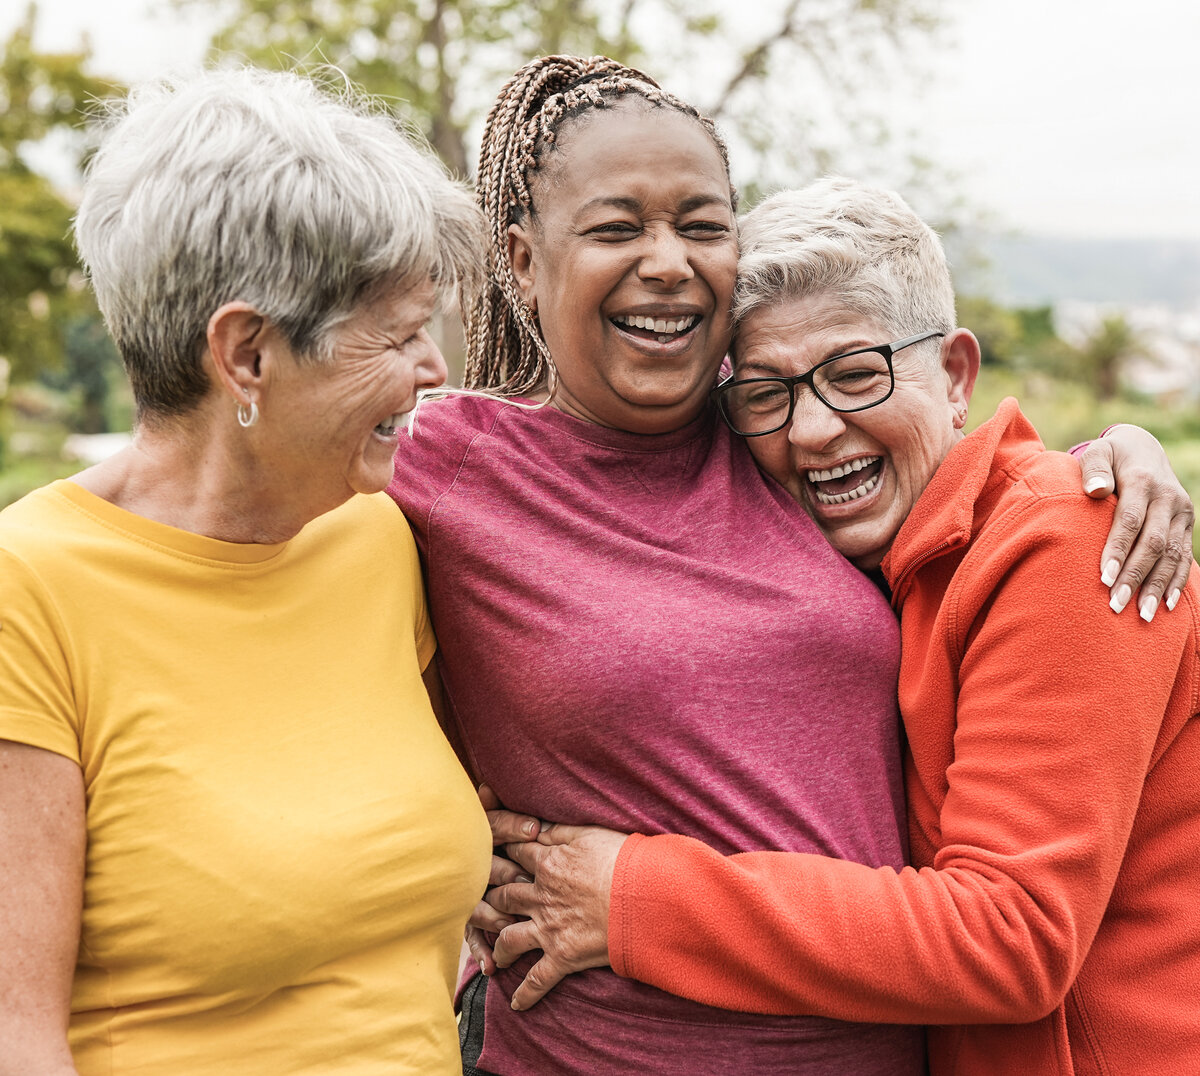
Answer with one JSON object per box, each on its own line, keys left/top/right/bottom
{"left": 608, "top": 490, "right": 1197, "bottom": 1025}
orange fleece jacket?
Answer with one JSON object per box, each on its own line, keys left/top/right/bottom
{"left": 609, "top": 399, "right": 1200, "bottom": 1075}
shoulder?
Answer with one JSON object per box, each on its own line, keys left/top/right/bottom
{"left": 398, "top": 393, "right": 515, "bottom": 463}
{"left": 0, "top": 482, "right": 93, "bottom": 569}
{"left": 306, "top": 492, "right": 419, "bottom": 561}
{"left": 989, "top": 448, "right": 1112, "bottom": 548}
{"left": 389, "top": 393, "right": 534, "bottom": 521}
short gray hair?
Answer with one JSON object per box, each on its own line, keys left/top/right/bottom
{"left": 734, "top": 177, "right": 955, "bottom": 343}
{"left": 75, "top": 66, "right": 484, "bottom": 420}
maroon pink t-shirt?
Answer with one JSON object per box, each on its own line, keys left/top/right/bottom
{"left": 389, "top": 395, "right": 923, "bottom": 1075}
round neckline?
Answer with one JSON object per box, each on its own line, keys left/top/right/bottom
{"left": 52, "top": 479, "right": 290, "bottom": 565}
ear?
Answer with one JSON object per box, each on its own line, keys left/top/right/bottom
{"left": 941, "top": 328, "right": 981, "bottom": 420}
{"left": 206, "top": 302, "right": 270, "bottom": 405}
{"left": 507, "top": 223, "right": 537, "bottom": 313}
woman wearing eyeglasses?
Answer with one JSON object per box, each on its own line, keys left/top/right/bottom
{"left": 393, "top": 56, "right": 1194, "bottom": 1076}
{"left": 477, "top": 178, "right": 1200, "bottom": 1076}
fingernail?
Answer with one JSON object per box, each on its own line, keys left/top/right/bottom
{"left": 511, "top": 999, "right": 522, "bottom": 1011}
{"left": 1101, "top": 559, "right": 1120, "bottom": 587}
{"left": 1110, "top": 584, "right": 1131, "bottom": 614}
{"left": 522, "top": 820, "right": 537, "bottom": 836}
{"left": 515, "top": 874, "right": 534, "bottom": 884}
{"left": 1166, "top": 588, "right": 1181, "bottom": 612}
{"left": 1139, "top": 595, "right": 1158, "bottom": 623}
{"left": 1084, "top": 475, "right": 1107, "bottom": 494}
{"left": 479, "top": 960, "right": 488, "bottom": 977}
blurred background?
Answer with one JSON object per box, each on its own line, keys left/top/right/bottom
{"left": 2, "top": 0, "right": 1198, "bottom": 551}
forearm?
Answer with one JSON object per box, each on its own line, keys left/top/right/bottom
{"left": 611, "top": 834, "right": 1078, "bottom": 1024}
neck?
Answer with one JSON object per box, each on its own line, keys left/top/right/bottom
{"left": 71, "top": 410, "right": 325, "bottom": 544}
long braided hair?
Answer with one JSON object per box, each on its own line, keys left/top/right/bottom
{"left": 464, "top": 55, "right": 735, "bottom": 396}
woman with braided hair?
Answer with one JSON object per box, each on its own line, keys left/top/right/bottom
{"left": 387, "top": 56, "right": 1192, "bottom": 1076}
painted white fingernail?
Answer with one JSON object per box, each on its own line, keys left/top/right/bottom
{"left": 515, "top": 874, "right": 534, "bottom": 884}
{"left": 479, "top": 960, "right": 488, "bottom": 977}
{"left": 1101, "top": 559, "right": 1121, "bottom": 587}
{"left": 1110, "top": 584, "right": 1132, "bottom": 614}
{"left": 1166, "top": 588, "right": 1181, "bottom": 612}
{"left": 1139, "top": 595, "right": 1158, "bottom": 623}
{"left": 1084, "top": 475, "right": 1107, "bottom": 494}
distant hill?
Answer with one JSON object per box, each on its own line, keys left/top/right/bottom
{"left": 949, "top": 235, "right": 1200, "bottom": 310}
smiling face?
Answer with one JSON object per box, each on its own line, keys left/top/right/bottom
{"left": 269, "top": 277, "right": 446, "bottom": 504}
{"left": 507, "top": 101, "right": 738, "bottom": 434}
{"left": 734, "top": 292, "right": 978, "bottom": 569}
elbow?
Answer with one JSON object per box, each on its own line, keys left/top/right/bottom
{"left": 959, "top": 954, "right": 1077, "bottom": 1024}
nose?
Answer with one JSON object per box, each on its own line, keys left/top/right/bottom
{"left": 787, "top": 389, "right": 847, "bottom": 451}
{"left": 636, "top": 226, "right": 695, "bottom": 288}
{"left": 413, "top": 329, "right": 448, "bottom": 391}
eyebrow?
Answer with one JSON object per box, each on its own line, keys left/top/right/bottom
{"left": 733, "top": 340, "right": 879, "bottom": 377}
{"left": 575, "top": 193, "right": 731, "bottom": 217}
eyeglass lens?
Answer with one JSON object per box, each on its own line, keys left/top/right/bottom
{"left": 721, "top": 350, "right": 893, "bottom": 435}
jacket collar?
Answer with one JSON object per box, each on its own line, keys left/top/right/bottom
{"left": 881, "top": 397, "right": 1045, "bottom": 600}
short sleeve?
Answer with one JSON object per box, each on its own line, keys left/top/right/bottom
{"left": 0, "top": 550, "right": 81, "bottom": 763}
{"left": 389, "top": 395, "right": 505, "bottom": 548}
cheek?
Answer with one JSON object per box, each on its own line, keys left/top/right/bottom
{"left": 747, "top": 435, "right": 793, "bottom": 486}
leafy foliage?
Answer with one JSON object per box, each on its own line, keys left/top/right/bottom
{"left": 188, "top": 0, "right": 946, "bottom": 200}
{"left": 0, "top": 4, "right": 122, "bottom": 382}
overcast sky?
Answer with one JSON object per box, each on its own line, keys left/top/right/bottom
{"left": 8, "top": 0, "right": 1200, "bottom": 240}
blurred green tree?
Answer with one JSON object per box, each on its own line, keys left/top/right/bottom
{"left": 1077, "top": 314, "right": 1147, "bottom": 401}
{"left": 0, "top": 4, "right": 121, "bottom": 383}
{"left": 187, "top": 0, "right": 944, "bottom": 192}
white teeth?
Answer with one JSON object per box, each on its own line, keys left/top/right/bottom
{"left": 811, "top": 470, "right": 881, "bottom": 505}
{"left": 614, "top": 314, "right": 698, "bottom": 335}
{"left": 807, "top": 456, "right": 879, "bottom": 483}
{"left": 375, "top": 413, "right": 404, "bottom": 434}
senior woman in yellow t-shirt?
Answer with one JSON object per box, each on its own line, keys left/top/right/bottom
{"left": 0, "top": 68, "right": 490, "bottom": 1074}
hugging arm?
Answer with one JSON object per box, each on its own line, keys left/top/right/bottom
{"left": 598, "top": 512, "right": 1192, "bottom": 1022}
{"left": 487, "top": 504, "right": 1196, "bottom": 1020}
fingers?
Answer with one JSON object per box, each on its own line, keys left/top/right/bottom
{"left": 504, "top": 841, "right": 549, "bottom": 875}
{"left": 1126, "top": 510, "right": 1191, "bottom": 622}
{"left": 1102, "top": 476, "right": 1193, "bottom": 621}
{"left": 492, "top": 918, "right": 542, "bottom": 969}
{"left": 534, "top": 821, "right": 589, "bottom": 846}
{"left": 1098, "top": 468, "right": 1152, "bottom": 605}
{"left": 464, "top": 923, "right": 498, "bottom": 977}
{"left": 1164, "top": 515, "right": 1194, "bottom": 613}
{"left": 488, "top": 852, "right": 532, "bottom": 888}
{"left": 1078, "top": 439, "right": 1116, "bottom": 500}
{"left": 485, "top": 879, "right": 537, "bottom": 920}
{"left": 508, "top": 954, "right": 570, "bottom": 1012}
{"left": 478, "top": 784, "right": 541, "bottom": 845}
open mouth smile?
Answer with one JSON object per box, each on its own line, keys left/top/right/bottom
{"left": 373, "top": 412, "right": 407, "bottom": 437}
{"left": 611, "top": 313, "right": 700, "bottom": 344}
{"left": 806, "top": 456, "right": 883, "bottom": 505}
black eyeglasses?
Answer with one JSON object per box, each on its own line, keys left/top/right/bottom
{"left": 712, "top": 330, "right": 945, "bottom": 437}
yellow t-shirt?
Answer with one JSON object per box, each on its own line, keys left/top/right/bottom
{"left": 0, "top": 481, "right": 490, "bottom": 1074}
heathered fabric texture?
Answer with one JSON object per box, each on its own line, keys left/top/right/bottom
{"left": 608, "top": 400, "right": 1200, "bottom": 1074}
{"left": 389, "top": 395, "right": 924, "bottom": 1076}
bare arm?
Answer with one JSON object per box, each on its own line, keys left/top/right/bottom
{"left": 0, "top": 740, "right": 85, "bottom": 1075}
{"left": 1079, "top": 423, "right": 1194, "bottom": 618}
